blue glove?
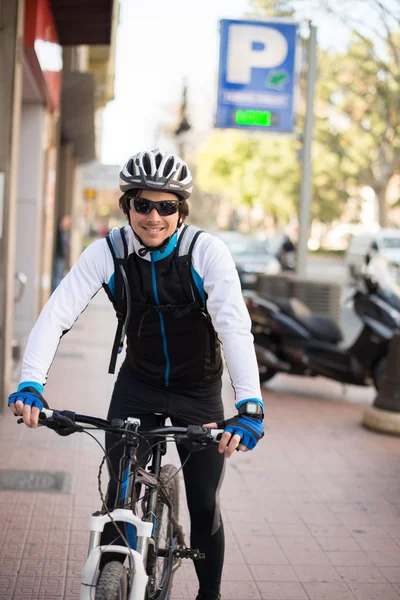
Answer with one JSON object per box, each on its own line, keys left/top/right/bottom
{"left": 8, "top": 385, "right": 48, "bottom": 412}
{"left": 223, "top": 415, "right": 264, "bottom": 450}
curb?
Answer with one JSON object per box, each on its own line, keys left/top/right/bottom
{"left": 363, "top": 405, "right": 400, "bottom": 436}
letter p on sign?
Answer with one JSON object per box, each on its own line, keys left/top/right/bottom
{"left": 227, "top": 25, "right": 288, "bottom": 85}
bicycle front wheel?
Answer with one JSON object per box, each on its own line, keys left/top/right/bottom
{"left": 95, "top": 561, "right": 128, "bottom": 600}
{"left": 146, "top": 463, "right": 180, "bottom": 598}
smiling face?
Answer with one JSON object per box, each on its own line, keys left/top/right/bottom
{"left": 128, "top": 189, "right": 181, "bottom": 248}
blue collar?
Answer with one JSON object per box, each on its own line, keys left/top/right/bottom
{"left": 151, "top": 231, "right": 178, "bottom": 262}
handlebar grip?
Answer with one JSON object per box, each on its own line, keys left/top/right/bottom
{"left": 39, "top": 408, "right": 53, "bottom": 420}
{"left": 209, "top": 429, "right": 224, "bottom": 442}
{"left": 16, "top": 407, "right": 54, "bottom": 425}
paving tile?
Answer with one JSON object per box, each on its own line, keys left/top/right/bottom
{"left": 224, "top": 545, "right": 247, "bottom": 564}
{"left": 257, "top": 581, "right": 308, "bottom": 599}
{"left": 0, "top": 558, "right": 16, "bottom": 576}
{"left": 282, "top": 549, "right": 332, "bottom": 566}
{"left": 220, "top": 580, "right": 262, "bottom": 599}
{"left": 368, "top": 552, "right": 400, "bottom": 568}
{"left": 306, "top": 525, "right": 350, "bottom": 538}
{"left": 347, "top": 525, "right": 390, "bottom": 537}
{"left": 336, "top": 566, "right": 387, "bottom": 583}
{"left": 348, "top": 582, "right": 400, "bottom": 599}
{"left": 218, "top": 563, "right": 253, "bottom": 581}
{"left": 380, "top": 568, "right": 400, "bottom": 584}
{"left": 293, "top": 565, "right": 342, "bottom": 583}
{"left": 326, "top": 551, "right": 374, "bottom": 566}
{"left": 66, "top": 560, "right": 83, "bottom": 578}
{"left": 13, "top": 575, "right": 41, "bottom": 596}
{"left": 0, "top": 574, "right": 17, "bottom": 594}
{"left": 63, "top": 576, "right": 82, "bottom": 596}
{"left": 249, "top": 564, "right": 298, "bottom": 582}
{"left": 316, "top": 537, "right": 361, "bottom": 552}
{"left": 270, "top": 524, "right": 311, "bottom": 537}
{"left": 303, "top": 582, "right": 356, "bottom": 600}
{"left": 232, "top": 521, "right": 273, "bottom": 536}
{"left": 357, "top": 537, "right": 400, "bottom": 553}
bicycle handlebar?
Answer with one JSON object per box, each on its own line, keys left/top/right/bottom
{"left": 28, "top": 408, "right": 224, "bottom": 443}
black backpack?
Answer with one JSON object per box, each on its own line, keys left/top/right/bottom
{"left": 105, "top": 224, "right": 204, "bottom": 374}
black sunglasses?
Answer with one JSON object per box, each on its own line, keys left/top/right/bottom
{"left": 132, "top": 197, "right": 181, "bottom": 216}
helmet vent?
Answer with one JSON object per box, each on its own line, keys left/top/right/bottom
{"left": 127, "top": 159, "right": 133, "bottom": 174}
{"left": 143, "top": 153, "right": 152, "bottom": 175}
{"left": 155, "top": 153, "right": 163, "bottom": 168}
{"left": 164, "top": 157, "right": 175, "bottom": 177}
{"left": 180, "top": 166, "right": 187, "bottom": 181}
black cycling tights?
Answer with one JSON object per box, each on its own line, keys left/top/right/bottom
{"left": 100, "top": 365, "right": 225, "bottom": 600}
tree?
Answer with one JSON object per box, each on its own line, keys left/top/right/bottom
{"left": 195, "top": 131, "right": 299, "bottom": 227}
{"left": 250, "top": 0, "right": 400, "bottom": 226}
{"left": 316, "top": 33, "right": 400, "bottom": 226}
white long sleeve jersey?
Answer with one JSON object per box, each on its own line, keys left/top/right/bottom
{"left": 20, "top": 226, "right": 263, "bottom": 405}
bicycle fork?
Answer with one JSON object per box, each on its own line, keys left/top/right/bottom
{"left": 80, "top": 509, "right": 152, "bottom": 600}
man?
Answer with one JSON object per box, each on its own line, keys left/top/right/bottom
{"left": 8, "top": 148, "right": 264, "bottom": 600}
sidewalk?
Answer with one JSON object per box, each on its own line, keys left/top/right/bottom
{"left": 1, "top": 292, "right": 400, "bottom": 600}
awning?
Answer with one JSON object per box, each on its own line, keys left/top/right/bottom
{"left": 50, "top": 0, "right": 114, "bottom": 45}
{"left": 61, "top": 72, "right": 96, "bottom": 164}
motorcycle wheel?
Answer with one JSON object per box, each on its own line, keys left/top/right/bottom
{"left": 259, "top": 365, "right": 277, "bottom": 384}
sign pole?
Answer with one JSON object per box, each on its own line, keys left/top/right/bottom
{"left": 296, "top": 23, "right": 317, "bottom": 278}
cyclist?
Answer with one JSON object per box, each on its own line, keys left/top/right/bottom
{"left": 8, "top": 148, "right": 264, "bottom": 600}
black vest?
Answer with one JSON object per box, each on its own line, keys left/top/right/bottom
{"left": 123, "top": 247, "right": 222, "bottom": 388}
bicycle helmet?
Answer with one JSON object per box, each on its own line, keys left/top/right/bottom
{"left": 119, "top": 148, "right": 193, "bottom": 200}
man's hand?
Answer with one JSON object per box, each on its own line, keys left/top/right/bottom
{"left": 203, "top": 415, "right": 264, "bottom": 458}
{"left": 8, "top": 387, "right": 48, "bottom": 429}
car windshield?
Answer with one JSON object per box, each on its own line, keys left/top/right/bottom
{"left": 382, "top": 237, "right": 400, "bottom": 249}
{"left": 264, "top": 236, "right": 284, "bottom": 254}
{"left": 226, "top": 239, "right": 267, "bottom": 255}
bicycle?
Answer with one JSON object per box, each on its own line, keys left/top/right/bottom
{"left": 18, "top": 408, "right": 223, "bottom": 600}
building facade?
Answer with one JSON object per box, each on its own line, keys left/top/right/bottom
{"left": 0, "top": 0, "right": 119, "bottom": 409}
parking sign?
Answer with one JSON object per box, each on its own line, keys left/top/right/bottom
{"left": 216, "top": 19, "right": 298, "bottom": 133}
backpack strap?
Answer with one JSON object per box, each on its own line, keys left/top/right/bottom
{"left": 175, "top": 225, "right": 204, "bottom": 304}
{"left": 105, "top": 227, "right": 130, "bottom": 374}
{"left": 174, "top": 225, "right": 217, "bottom": 364}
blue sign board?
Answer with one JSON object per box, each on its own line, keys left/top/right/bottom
{"left": 216, "top": 19, "right": 297, "bottom": 133}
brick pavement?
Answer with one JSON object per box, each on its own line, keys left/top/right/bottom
{"left": 0, "top": 292, "right": 399, "bottom": 600}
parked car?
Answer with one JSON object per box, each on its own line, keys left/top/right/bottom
{"left": 213, "top": 231, "right": 281, "bottom": 288}
{"left": 345, "top": 229, "right": 400, "bottom": 280}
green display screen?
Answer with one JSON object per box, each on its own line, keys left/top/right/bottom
{"left": 235, "top": 109, "right": 272, "bottom": 127}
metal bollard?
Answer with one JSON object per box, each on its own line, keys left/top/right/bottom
{"left": 363, "top": 332, "right": 400, "bottom": 435}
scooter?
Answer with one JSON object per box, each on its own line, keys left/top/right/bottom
{"left": 244, "top": 256, "right": 400, "bottom": 390}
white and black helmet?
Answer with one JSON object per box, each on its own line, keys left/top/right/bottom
{"left": 119, "top": 148, "right": 193, "bottom": 200}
